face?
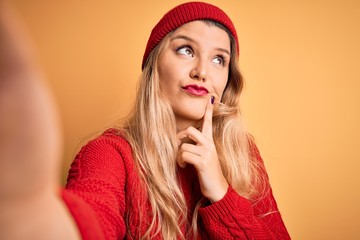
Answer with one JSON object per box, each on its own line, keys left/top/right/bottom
{"left": 157, "top": 20, "right": 230, "bottom": 130}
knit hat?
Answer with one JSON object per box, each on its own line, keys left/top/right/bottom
{"left": 142, "top": 1, "right": 239, "bottom": 69}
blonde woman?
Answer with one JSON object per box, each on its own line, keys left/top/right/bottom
{"left": 0, "top": 1, "right": 290, "bottom": 239}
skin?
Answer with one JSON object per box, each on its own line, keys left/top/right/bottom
{"left": 158, "top": 21, "right": 230, "bottom": 202}
{"left": 0, "top": 13, "right": 230, "bottom": 238}
{"left": 0, "top": 2, "right": 79, "bottom": 239}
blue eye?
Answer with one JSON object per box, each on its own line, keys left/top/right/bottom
{"left": 177, "top": 46, "right": 194, "bottom": 57}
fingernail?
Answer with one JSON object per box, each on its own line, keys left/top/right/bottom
{"left": 211, "top": 96, "right": 215, "bottom": 105}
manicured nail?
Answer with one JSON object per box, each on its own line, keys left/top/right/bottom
{"left": 211, "top": 96, "right": 215, "bottom": 105}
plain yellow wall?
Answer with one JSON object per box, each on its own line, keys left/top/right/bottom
{"left": 11, "top": 1, "right": 360, "bottom": 239}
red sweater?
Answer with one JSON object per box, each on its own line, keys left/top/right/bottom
{"left": 62, "top": 129, "right": 290, "bottom": 239}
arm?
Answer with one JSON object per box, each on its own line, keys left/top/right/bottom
{"left": 64, "top": 133, "right": 128, "bottom": 239}
{"left": 199, "top": 186, "right": 290, "bottom": 240}
{"left": 0, "top": 2, "right": 79, "bottom": 239}
{"left": 198, "top": 146, "right": 290, "bottom": 240}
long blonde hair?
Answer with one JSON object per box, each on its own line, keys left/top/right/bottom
{"left": 121, "top": 20, "right": 268, "bottom": 239}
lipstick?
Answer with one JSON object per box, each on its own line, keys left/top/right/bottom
{"left": 182, "top": 84, "right": 209, "bottom": 96}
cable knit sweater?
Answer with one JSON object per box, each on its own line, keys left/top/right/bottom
{"left": 62, "top": 129, "right": 290, "bottom": 239}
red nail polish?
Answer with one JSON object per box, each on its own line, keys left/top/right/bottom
{"left": 211, "top": 96, "right": 215, "bottom": 104}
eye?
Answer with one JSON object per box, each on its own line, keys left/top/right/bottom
{"left": 177, "top": 46, "right": 194, "bottom": 57}
{"left": 212, "top": 55, "right": 225, "bottom": 66}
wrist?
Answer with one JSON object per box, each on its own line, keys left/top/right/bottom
{"left": 208, "top": 182, "right": 229, "bottom": 203}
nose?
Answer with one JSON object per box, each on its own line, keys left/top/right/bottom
{"left": 190, "top": 59, "right": 207, "bottom": 82}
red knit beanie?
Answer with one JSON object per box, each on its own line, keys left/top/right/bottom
{"left": 142, "top": 1, "right": 239, "bottom": 69}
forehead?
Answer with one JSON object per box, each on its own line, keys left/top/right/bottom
{"left": 170, "top": 20, "right": 231, "bottom": 50}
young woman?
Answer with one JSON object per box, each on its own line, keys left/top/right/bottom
{"left": 63, "top": 2, "right": 290, "bottom": 239}
{"left": 0, "top": 1, "right": 290, "bottom": 239}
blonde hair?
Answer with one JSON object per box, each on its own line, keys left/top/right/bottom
{"left": 121, "top": 21, "right": 268, "bottom": 239}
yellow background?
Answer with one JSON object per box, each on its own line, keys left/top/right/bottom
{"left": 11, "top": 0, "right": 360, "bottom": 239}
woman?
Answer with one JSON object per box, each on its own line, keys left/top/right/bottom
{"left": 0, "top": 1, "right": 290, "bottom": 239}
{"left": 64, "top": 2, "right": 290, "bottom": 239}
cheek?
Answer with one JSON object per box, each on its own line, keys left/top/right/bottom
{"left": 158, "top": 66, "right": 188, "bottom": 96}
{"left": 158, "top": 63, "right": 172, "bottom": 93}
{"left": 159, "top": 81, "right": 173, "bottom": 99}
{"left": 158, "top": 57, "right": 176, "bottom": 83}
{"left": 214, "top": 75, "right": 229, "bottom": 99}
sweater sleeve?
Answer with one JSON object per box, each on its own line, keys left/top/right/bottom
{"left": 198, "top": 144, "right": 291, "bottom": 240}
{"left": 62, "top": 132, "right": 129, "bottom": 240}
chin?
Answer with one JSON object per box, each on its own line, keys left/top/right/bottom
{"left": 172, "top": 100, "right": 207, "bottom": 125}
{"left": 174, "top": 109, "right": 205, "bottom": 126}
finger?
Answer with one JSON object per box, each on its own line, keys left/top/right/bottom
{"left": 177, "top": 126, "right": 206, "bottom": 145}
{"left": 178, "top": 151, "right": 203, "bottom": 168}
{"left": 176, "top": 155, "right": 187, "bottom": 168}
{"left": 177, "top": 143, "right": 199, "bottom": 168}
{"left": 0, "top": 2, "right": 37, "bottom": 79}
{"left": 201, "top": 95, "right": 214, "bottom": 137}
{"left": 179, "top": 143, "right": 203, "bottom": 156}
{"left": 177, "top": 130, "right": 190, "bottom": 142}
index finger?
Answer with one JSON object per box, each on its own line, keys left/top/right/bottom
{"left": 201, "top": 95, "right": 215, "bottom": 137}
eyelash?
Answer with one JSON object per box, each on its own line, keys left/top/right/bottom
{"left": 176, "top": 45, "right": 194, "bottom": 56}
{"left": 213, "top": 55, "right": 226, "bottom": 66}
{"left": 176, "top": 45, "right": 227, "bottom": 66}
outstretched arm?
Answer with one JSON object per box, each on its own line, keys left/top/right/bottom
{"left": 0, "top": 2, "right": 79, "bottom": 239}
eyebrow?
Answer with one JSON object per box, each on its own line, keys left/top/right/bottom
{"left": 170, "top": 34, "right": 230, "bottom": 56}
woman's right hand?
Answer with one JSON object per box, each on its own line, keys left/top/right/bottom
{"left": 177, "top": 96, "right": 229, "bottom": 203}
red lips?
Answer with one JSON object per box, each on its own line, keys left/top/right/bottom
{"left": 182, "top": 84, "right": 209, "bottom": 96}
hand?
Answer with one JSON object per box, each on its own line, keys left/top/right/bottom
{"left": 0, "top": 1, "right": 61, "bottom": 200}
{"left": 0, "top": 3, "right": 79, "bottom": 239}
{"left": 177, "top": 96, "right": 229, "bottom": 202}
